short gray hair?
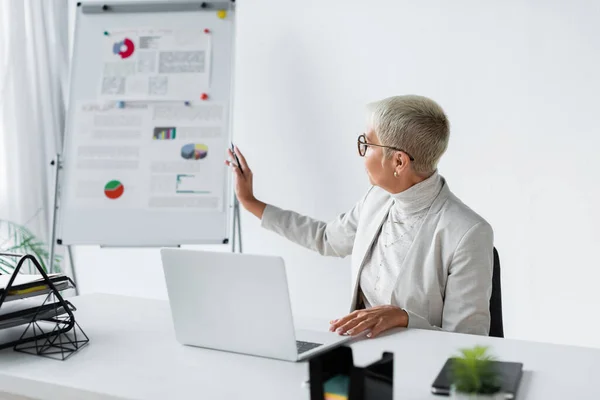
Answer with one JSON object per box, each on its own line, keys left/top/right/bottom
{"left": 368, "top": 95, "right": 449, "bottom": 175}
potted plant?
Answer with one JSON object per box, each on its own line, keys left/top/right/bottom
{"left": 449, "top": 345, "right": 503, "bottom": 400}
{"left": 0, "top": 219, "right": 61, "bottom": 274}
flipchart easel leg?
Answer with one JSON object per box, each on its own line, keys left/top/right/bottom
{"left": 49, "top": 154, "right": 80, "bottom": 295}
{"left": 231, "top": 195, "right": 242, "bottom": 253}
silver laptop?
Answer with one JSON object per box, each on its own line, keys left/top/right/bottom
{"left": 160, "top": 249, "right": 353, "bottom": 362}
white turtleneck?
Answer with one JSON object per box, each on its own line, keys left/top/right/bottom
{"left": 359, "top": 171, "right": 443, "bottom": 308}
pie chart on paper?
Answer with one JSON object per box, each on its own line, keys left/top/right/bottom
{"left": 112, "top": 38, "right": 135, "bottom": 59}
{"left": 181, "top": 143, "right": 209, "bottom": 160}
{"left": 104, "top": 180, "right": 124, "bottom": 199}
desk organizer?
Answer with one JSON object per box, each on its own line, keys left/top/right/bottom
{"left": 309, "top": 345, "right": 394, "bottom": 400}
{"left": 0, "top": 253, "right": 88, "bottom": 360}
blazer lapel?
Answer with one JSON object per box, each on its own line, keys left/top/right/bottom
{"left": 389, "top": 179, "right": 452, "bottom": 301}
{"left": 349, "top": 197, "right": 394, "bottom": 310}
{"left": 349, "top": 178, "right": 452, "bottom": 311}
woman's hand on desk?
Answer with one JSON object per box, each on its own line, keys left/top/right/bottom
{"left": 225, "top": 146, "right": 267, "bottom": 219}
{"left": 328, "top": 305, "right": 409, "bottom": 338}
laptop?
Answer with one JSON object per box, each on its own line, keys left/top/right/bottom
{"left": 160, "top": 249, "right": 353, "bottom": 362}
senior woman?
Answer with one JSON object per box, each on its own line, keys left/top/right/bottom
{"left": 226, "top": 95, "right": 494, "bottom": 338}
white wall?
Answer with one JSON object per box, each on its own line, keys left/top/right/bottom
{"left": 72, "top": 0, "right": 600, "bottom": 348}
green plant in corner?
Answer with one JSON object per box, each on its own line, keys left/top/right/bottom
{"left": 450, "top": 345, "right": 501, "bottom": 396}
{"left": 0, "top": 219, "right": 61, "bottom": 274}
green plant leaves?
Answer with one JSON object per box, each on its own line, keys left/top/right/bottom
{"left": 0, "top": 219, "right": 61, "bottom": 274}
{"left": 450, "top": 345, "right": 501, "bottom": 394}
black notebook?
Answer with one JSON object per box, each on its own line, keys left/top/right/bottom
{"left": 431, "top": 358, "right": 523, "bottom": 399}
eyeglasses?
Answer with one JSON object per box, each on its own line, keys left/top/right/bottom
{"left": 357, "top": 134, "right": 415, "bottom": 161}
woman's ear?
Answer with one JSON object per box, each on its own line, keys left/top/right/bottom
{"left": 396, "top": 152, "right": 404, "bottom": 167}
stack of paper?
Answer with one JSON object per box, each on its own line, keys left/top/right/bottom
{"left": 0, "top": 273, "right": 74, "bottom": 331}
{"left": 0, "top": 297, "right": 73, "bottom": 329}
{"left": 0, "top": 273, "right": 72, "bottom": 301}
{"left": 324, "top": 374, "right": 350, "bottom": 400}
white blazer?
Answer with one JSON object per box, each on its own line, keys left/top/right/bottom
{"left": 261, "top": 177, "right": 494, "bottom": 335}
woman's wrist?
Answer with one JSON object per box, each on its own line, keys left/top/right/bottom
{"left": 395, "top": 307, "right": 409, "bottom": 328}
{"left": 243, "top": 197, "right": 267, "bottom": 219}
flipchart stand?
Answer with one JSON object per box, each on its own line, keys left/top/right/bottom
{"left": 50, "top": 0, "right": 242, "bottom": 286}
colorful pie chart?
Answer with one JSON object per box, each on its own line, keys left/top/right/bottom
{"left": 104, "top": 180, "right": 124, "bottom": 199}
{"left": 112, "top": 38, "right": 135, "bottom": 59}
{"left": 181, "top": 143, "right": 208, "bottom": 160}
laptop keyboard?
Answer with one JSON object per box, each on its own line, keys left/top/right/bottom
{"left": 296, "top": 340, "right": 322, "bottom": 354}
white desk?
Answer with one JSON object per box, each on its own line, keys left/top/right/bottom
{"left": 0, "top": 294, "right": 599, "bottom": 399}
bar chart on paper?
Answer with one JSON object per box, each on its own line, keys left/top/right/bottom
{"left": 153, "top": 127, "right": 176, "bottom": 140}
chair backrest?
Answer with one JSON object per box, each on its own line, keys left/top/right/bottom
{"left": 489, "top": 247, "right": 504, "bottom": 338}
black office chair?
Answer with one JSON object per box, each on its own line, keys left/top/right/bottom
{"left": 489, "top": 247, "right": 504, "bottom": 338}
